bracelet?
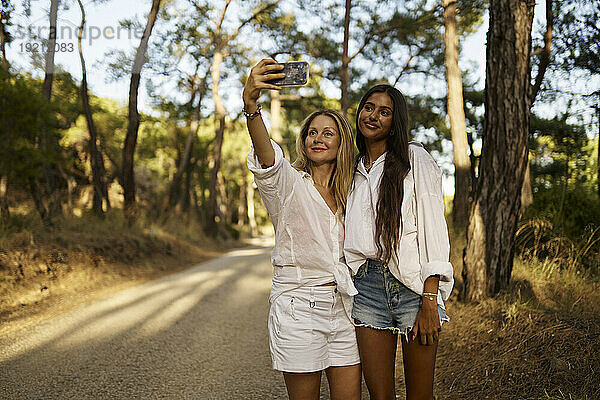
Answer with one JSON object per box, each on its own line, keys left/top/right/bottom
{"left": 422, "top": 292, "right": 438, "bottom": 301}
{"left": 243, "top": 103, "right": 262, "bottom": 120}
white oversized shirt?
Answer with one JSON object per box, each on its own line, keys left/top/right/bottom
{"left": 247, "top": 140, "right": 357, "bottom": 311}
{"left": 344, "top": 142, "right": 454, "bottom": 305}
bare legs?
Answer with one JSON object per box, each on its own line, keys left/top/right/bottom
{"left": 401, "top": 334, "right": 437, "bottom": 400}
{"left": 356, "top": 326, "right": 438, "bottom": 400}
{"left": 283, "top": 363, "right": 361, "bottom": 400}
{"left": 326, "top": 364, "right": 362, "bottom": 400}
{"left": 283, "top": 371, "right": 321, "bottom": 400}
{"left": 356, "top": 326, "right": 397, "bottom": 400}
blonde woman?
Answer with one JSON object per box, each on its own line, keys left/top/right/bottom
{"left": 243, "top": 59, "right": 360, "bottom": 400}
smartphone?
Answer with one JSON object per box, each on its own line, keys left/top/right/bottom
{"left": 268, "top": 61, "right": 309, "bottom": 86}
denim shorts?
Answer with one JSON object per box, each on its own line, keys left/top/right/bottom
{"left": 351, "top": 259, "right": 449, "bottom": 337}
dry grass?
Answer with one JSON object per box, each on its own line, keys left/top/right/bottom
{"left": 516, "top": 218, "right": 600, "bottom": 272}
{"left": 428, "top": 223, "right": 600, "bottom": 400}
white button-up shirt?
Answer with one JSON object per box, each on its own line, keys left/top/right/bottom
{"left": 344, "top": 142, "right": 454, "bottom": 305}
{"left": 247, "top": 140, "right": 357, "bottom": 310}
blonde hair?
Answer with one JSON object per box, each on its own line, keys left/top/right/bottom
{"left": 292, "top": 109, "right": 355, "bottom": 219}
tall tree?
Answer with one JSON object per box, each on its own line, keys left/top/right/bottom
{"left": 0, "top": 0, "right": 10, "bottom": 75}
{"left": 42, "top": 0, "right": 59, "bottom": 100}
{"left": 77, "top": 0, "right": 109, "bottom": 216}
{"left": 32, "top": 0, "right": 61, "bottom": 221}
{"left": 122, "top": 0, "right": 161, "bottom": 219}
{"left": 521, "top": 0, "right": 554, "bottom": 209}
{"left": 462, "top": 0, "right": 536, "bottom": 301}
{"left": 164, "top": 73, "right": 208, "bottom": 212}
{"left": 144, "top": 4, "right": 214, "bottom": 214}
{"left": 340, "top": 0, "right": 351, "bottom": 116}
{"left": 0, "top": 1, "right": 12, "bottom": 219}
{"left": 442, "top": 0, "right": 470, "bottom": 229}
{"left": 0, "top": 175, "right": 7, "bottom": 219}
{"left": 204, "top": 0, "right": 282, "bottom": 236}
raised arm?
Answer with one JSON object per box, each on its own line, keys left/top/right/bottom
{"left": 242, "top": 59, "right": 285, "bottom": 168}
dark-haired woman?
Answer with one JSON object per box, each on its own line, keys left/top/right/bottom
{"left": 344, "top": 84, "right": 454, "bottom": 400}
{"left": 243, "top": 59, "right": 361, "bottom": 400}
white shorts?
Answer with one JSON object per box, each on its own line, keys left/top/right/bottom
{"left": 268, "top": 285, "right": 360, "bottom": 373}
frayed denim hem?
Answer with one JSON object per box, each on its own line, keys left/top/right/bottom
{"left": 353, "top": 315, "right": 450, "bottom": 340}
{"left": 352, "top": 319, "right": 412, "bottom": 339}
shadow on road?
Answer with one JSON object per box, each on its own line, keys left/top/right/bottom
{"left": 0, "top": 242, "right": 291, "bottom": 399}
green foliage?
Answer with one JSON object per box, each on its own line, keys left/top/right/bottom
{"left": 530, "top": 113, "right": 590, "bottom": 191}
{"left": 524, "top": 185, "right": 600, "bottom": 243}
{"left": 0, "top": 75, "right": 54, "bottom": 183}
{"left": 406, "top": 94, "right": 448, "bottom": 153}
{"left": 519, "top": 110, "right": 600, "bottom": 273}
{"left": 553, "top": 0, "right": 600, "bottom": 75}
{"left": 287, "top": 0, "right": 484, "bottom": 91}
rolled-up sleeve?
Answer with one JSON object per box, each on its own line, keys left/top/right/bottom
{"left": 413, "top": 147, "right": 454, "bottom": 300}
{"left": 247, "top": 139, "right": 295, "bottom": 220}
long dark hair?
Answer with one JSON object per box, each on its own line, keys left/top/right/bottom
{"left": 356, "top": 84, "right": 411, "bottom": 263}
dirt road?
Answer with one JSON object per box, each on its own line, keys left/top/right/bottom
{"left": 0, "top": 239, "right": 318, "bottom": 399}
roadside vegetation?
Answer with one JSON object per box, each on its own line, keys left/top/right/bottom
{"left": 0, "top": 201, "right": 232, "bottom": 330}
{"left": 431, "top": 222, "right": 600, "bottom": 400}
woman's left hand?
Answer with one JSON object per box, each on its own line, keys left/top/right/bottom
{"left": 411, "top": 296, "right": 441, "bottom": 346}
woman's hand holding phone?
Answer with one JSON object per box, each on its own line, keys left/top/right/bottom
{"left": 242, "top": 59, "right": 284, "bottom": 112}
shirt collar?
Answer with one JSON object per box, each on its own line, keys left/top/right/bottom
{"left": 357, "top": 152, "right": 387, "bottom": 176}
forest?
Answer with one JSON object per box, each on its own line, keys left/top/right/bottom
{"left": 0, "top": 0, "right": 599, "bottom": 398}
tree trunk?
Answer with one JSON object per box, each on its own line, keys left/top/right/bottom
{"left": 40, "top": 0, "right": 61, "bottom": 220}
{"left": 181, "top": 155, "right": 195, "bottom": 212}
{"left": 77, "top": 0, "right": 107, "bottom": 217}
{"left": 270, "top": 90, "right": 293, "bottom": 159}
{"left": 42, "top": 0, "right": 59, "bottom": 100}
{"left": 29, "top": 177, "right": 47, "bottom": 221}
{"left": 340, "top": 0, "right": 351, "bottom": 116}
{"left": 237, "top": 176, "right": 246, "bottom": 228}
{"left": 520, "top": 160, "right": 533, "bottom": 209}
{"left": 0, "top": 176, "right": 9, "bottom": 219}
{"left": 122, "top": 0, "right": 161, "bottom": 219}
{"left": 270, "top": 90, "right": 283, "bottom": 144}
{"left": 0, "top": 16, "right": 9, "bottom": 219}
{"left": 442, "top": 0, "right": 471, "bottom": 229}
{"left": 58, "top": 165, "right": 75, "bottom": 213}
{"left": 247, "top": 178, "right": 257, "bottom": 237}
{"left": 597, "top": 105, "right": 600, "bottom": 198}
{"left": 0, "top": 17, "right": 8, "bottom": 75}
{"left": 462, "top": 0, "right": 535, "bottom": 301}
{"left": 165, "top": 76, "right": 207, "bottom": 212}
{"left": 522, "top": 0, "right": 553, "bottom": 209}
{"left": 529, "top": 0, "right": 553, "bottom": 105}
{"left": 205, "top": 51, "right": 227, "bottom": 236}
{"left": 217, "top": 172, "right": 228, "bottom": 223}
{"left": 466, "top": 127, "right": 477, "bottom": 185}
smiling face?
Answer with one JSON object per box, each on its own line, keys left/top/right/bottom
{"left": 303, "top": 114, "right": 341, "bottom": 165}
{"left": 358, "top": 92, "right": 394, "bottom": 144}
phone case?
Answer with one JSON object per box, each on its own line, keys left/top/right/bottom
{"left": 269, "top": 61, "right": 309, "bottom": 86}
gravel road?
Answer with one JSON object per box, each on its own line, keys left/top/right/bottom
{"left": 0, "top": 239, "right": 336, "bottom": 399}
